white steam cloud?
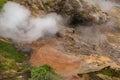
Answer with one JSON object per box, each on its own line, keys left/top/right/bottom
{"left": 0, "top": 2, "right": 62, "bottom": 42}
{"left": 87, "top": 0, "right": 118, "bottom": 11}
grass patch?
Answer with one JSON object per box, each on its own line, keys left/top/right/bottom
{"left": 84, "top": 68, "right": 120, "bottom": 80}
{"left": 100, "top": 68, "right": 120, "bottom": 78}
{"left": 0, "top": 55, "right": 18, "bottom": 71}
{"left": 0, "top": 41, "right": 24, "bottom": 62}
{"left": 29, "top": 65, "right": 62, "bottom": 80}
{"left": 100, "top": 70, "right": 112, "bottom": 76}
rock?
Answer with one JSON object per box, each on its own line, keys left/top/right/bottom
{"left": 22, "top": 70, "right": 31, "bottom": 80}
{"left": 30, "top": 45, "right": 120, "bottom": 76}
{"left": 10, "top": 0, "right": 109, "bottom": 24}
{"left": 80, "top": 67, "right": 120, "bottom": 80}
{"left": 79, "top": 54, "right": 120, "bottom": 74}
{"left": 56, "top": 27, "right": 103, "bottom": 55}
{"left": 12, "top": 43, "right": 32, "bottom": 57}
{"left": 30, "top": 45, "right": 82, "bottom": 76}
{"left": 0, "top": 71, "right": 18, "bottom": 80}
{"left": 66, "top": 75, "right": 81, "bottom": 80}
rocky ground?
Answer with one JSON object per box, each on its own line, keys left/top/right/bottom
{"left": 0, "top": 0, "right": 120, "bottom": 80}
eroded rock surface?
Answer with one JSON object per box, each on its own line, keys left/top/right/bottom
{"left": 30, "top": 45, "right": 120, "bottom": 76}
{"left": 10, "top": 0, "right": 109, "bottom": 24}
{"left": 1, "top": 0, "right": 120, "bottom": 80}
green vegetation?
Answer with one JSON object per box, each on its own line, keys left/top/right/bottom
{"left": 100, "top": 68, "right": 120, "bottom": 78}
{"left": 83, "top": 68, "right": 120, "bottom": 80}
{"left": 0, "top": 41, "right": 61, "bottom": 79}
{"left": 0, "top": 0, "right": 5, "bottom": 10}
{"left": 0, "top": 41, "right": 28, "bottom": 79}
{"left": 29, "top": 65, "right": 61, "bottom": 80}
{"left": 0, "top": 55, "right": 18, "bottom": 71}
{"left": 0, "top": 40, "right": 24, "bottom": 71}
{"left": 0, "top": 41, "right": 24, "bottom": 62}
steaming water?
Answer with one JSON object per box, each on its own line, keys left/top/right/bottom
{"left": 0, "top": 2, "right": 62, "bottom": 42}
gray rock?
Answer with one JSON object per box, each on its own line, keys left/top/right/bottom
{"left": 11, "top": 0, "right": 109, "bottom": 25}
{"left": 12, "top": 43, "right": 32, "bottom": 57}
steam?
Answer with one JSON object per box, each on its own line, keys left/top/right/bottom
{"left": 0, "top": 2, "right": 62, "bottom": 42}
{"left": 77, "top": 0, "right": 120, "bottom": 44}
{"left": 76, "top": 26, "right": 105, "bottom": 45}
{"left": 87, "top": 0, "right": 118, "bottom": 11}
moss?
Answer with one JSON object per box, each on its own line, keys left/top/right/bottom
{"left": 100, "top": 70, "right": 112, "bottom": 76}
{"left": 29, "top": 65, "right": 62, "bottom": 80}
{"left": 0, "top": 55, "right": 18, "bottom": 71}
{"left": 100, "top": 68, "right": 120, "bottom": 78}
{"left": 80, "top": 68, "right": 120, "bottom": 80}
{"left": 0, "top": 40, "right": 25, "bottom": 74}
{"left": 0, "top": 0, "right": 5, "bottom": 11}
{"left": 0, "top": 41, "right": 24, "bottom": 62}
{"left": 86, "top": 73, "right": 104, "bottom": 80}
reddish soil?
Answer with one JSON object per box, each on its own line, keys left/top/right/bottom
{"left": 30, "top": 45, "right": 84, "bottom": 76}
{"left": 30, "top": 44, "right": 120, "bottom": 76}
